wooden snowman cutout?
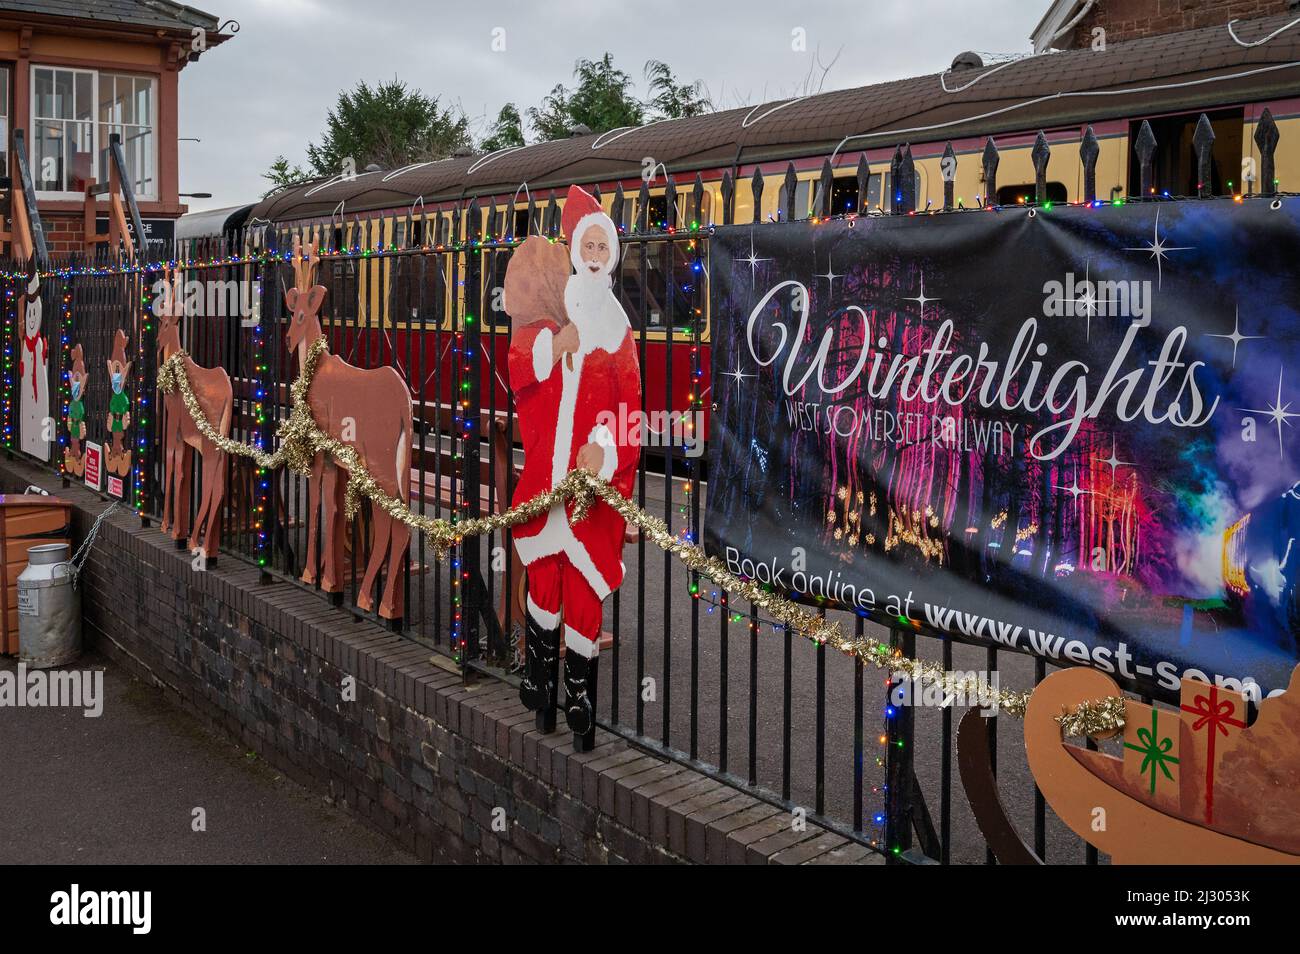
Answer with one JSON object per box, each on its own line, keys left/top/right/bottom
{"left": 18, "top": 263, "right": 51, "bottom": 461}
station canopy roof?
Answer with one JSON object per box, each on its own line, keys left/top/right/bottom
{"left": 0, "top": 0, "right": 223, "bottom": 33}
{"left": 251, "top": 11, "right": 1300, "bottom": 223}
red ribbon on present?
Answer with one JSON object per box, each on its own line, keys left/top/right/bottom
{"left": 1181, "top": 686, "right": 1246, "bottom": 825}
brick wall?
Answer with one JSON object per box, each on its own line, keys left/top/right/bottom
{"left": 1065, "top": 0, "right": 1297, "bottom": 48}
{"left": 42, "top": 213, "right": 85, "bottom": 258}
{"left": 1, "top": 455, "right": 876, "bottom": 865}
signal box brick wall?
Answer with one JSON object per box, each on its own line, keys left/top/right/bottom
{"left": 42, "top": 215, "right": 86, "bottom": 257}
{"left": 1065, "top": 0, "right": 1298, "bottom": 48}
{"left": 0, "top": 457, "right": 874, "bottom": 865}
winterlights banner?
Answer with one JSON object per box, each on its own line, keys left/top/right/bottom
{"left": 706, "top": 199, "right": 1300, "bottom": 698}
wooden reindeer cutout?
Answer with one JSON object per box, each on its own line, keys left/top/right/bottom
{"left": 286, "top": 238, "right": 413, "bottom": 620}
{"left": 63, "top": 343, "right": 89, "bottom": 477}
{"left": 157, "top": 267, "right": 234, "bottom": 558}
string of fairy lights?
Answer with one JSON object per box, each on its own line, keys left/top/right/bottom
{"left": 58, "top": 281, "right": 71, "bottom": 469}
{"left": 7, "top": 193, "right": 1272, "bottom": 854}
{"left": 449, "top": 228, "right": 472, "bottom": 662}
{"left": 252, "top": 264, "right": 271, "bottom": 571}
{"left": 2, "top": 282, "right": 14, "bottom": 450}
{"left": 133, "top": 275, "right": 150, "bottom": 509}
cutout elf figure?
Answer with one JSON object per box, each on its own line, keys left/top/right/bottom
{"left": 63, "top": 343, "right": 89, "bottom": 477}
{"left": 105, "top": 328, "right": 133, "bottom": 476}
{"left": 504, "top": 185, "right": 642, "bottom": 751}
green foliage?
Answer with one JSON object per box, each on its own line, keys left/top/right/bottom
{"left": 567, "top": 54, "right": 644, "bottom": 134}
{"left": 269, "top": 59, "right": 711, "bottom": 184}
{"left": 526, "top": 84, "right": 574, "bottom": 142}
{"left": 644, "top": 60, "right": 712, "bottom": 120}
{"left": 305, "top": 79, "right": 471, "bottom": 176}
{"left": 480, "top": 103, "right": 526, "bottom": 153}
{"left": 261, "top": 155, "right": 310, "bottom": 197}
{"left": 527, "top": 54, "right": 645, "bottom": 141}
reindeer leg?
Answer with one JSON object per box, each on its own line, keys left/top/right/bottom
{"left": 300, "top": 453, "right": 324, "bottom": 585}
{"left": 320, "top": 461, "right": 346, "bottom": 593}
{"left": 174, "top": 445, "right": 193, "bottom": 544}
{"left": 380, "top": 426, "right": 413, "bottom": 621}
{"left": 200, "top": 402, "right": 232, "bottom": 561}
{"left": 160, "top": 433, "right": 174, "bottom": 534}
{"left": 357, "top": 506, "right": 390, "bottom": 613}
{"left": 380, "top": 519, "right": 411, "bottom": 622}
{"left": 200, "top": 445, "right": 226, "bottom": 560}
{"left": 189, "top": 447, "right": 213, "bottom": 554}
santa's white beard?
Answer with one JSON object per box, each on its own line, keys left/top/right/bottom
{"left": 564, "top": 269, "right": 627, "bottom": 349}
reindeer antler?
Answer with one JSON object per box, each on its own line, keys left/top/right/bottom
{"left": 161, "top": 265, "right": 183, "bottom": 318}
{"left": 292, "top": 236, "right": 321, "bottom": 292}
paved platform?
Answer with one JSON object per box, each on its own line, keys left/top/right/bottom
{"left": 0, "top": 651, "right": 416, "bottom": 865}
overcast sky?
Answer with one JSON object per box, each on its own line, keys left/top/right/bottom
{"left": 178, "top": 0, "right": 1052, "bottom": 211}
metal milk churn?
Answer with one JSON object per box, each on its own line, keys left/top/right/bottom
{"left": 17, "top": 542, "right": 81, "bottom": 669}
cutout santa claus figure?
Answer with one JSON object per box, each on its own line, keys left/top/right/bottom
{"left": 18, "top": 263, "right": 51, "bottom": 461}
{"left": 505, "top": 185, "right": 641, "bottom": 750}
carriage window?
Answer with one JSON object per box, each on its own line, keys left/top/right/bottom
{"left": 996, "top": 182, "right": 1068, "bottom": 205}
{"left": 513, "top": 208, "right": 532, "bottom": 237}
{"left": 614, "top": 240, "right": 702, "bottom": 335}
{"left": 830, "top": 172, "right": 882, "bottom": 214}
{"left": 675, "top": 189, "right": 711, "bottom": 226}
{"left": 1127, "top": 108, "right": 1244, "bottom": 197}
{"left": 774, "top": 180, "right": 809, "bottom": 220}
{"left": 637, "top": 194, "right": 669, "bottom": 230}
{"left": 882, "top": 171, "right": 924, "bottom": 211}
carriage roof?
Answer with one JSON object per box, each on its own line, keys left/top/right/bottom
{"left": 249, "top": 11, "right": 1300, "bottom": 223}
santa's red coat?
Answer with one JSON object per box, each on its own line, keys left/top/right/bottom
{"left": 508, "top": 318, "right": 641, "bottom": 598}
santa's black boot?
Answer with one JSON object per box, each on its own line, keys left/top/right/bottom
{"left": 519, "top": 616, "right": 560, "bottom": 733}
{"left": 564, "top": 651, "right": 599, "bottom": 752}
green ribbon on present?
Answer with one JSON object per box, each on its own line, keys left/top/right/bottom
{"left": 1124, "top": 708, "right": 1179, "bottom": 795}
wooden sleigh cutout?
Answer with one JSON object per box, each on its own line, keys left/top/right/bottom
{"left": 1023, "top": 664, "right": 1300, "bottom": 864}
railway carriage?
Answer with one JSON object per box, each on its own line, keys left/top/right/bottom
{"left": 180, "top": 14, "right": 1300, "bottom": 440}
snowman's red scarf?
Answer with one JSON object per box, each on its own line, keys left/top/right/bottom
{"left": 21, "top": 331, "right": 44, "bottom": 400}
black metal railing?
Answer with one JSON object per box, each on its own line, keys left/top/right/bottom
{"left": 2, "top": 108, "right": 1284, "bottom": 863}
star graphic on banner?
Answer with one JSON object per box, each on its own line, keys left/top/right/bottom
{"left": 1053, "top": 468, "right": 1094, "bottom": 500}
{"left": 1069, "top": 260, "right": 1100, "bottom": 342}
{"left": 815, "top": 254, "right": 841, "bottom": 296}
{"left": 1206, "top": 306, "right": 1264, "bottom": 369}
{"left": 1123, "top": 207, "right": 1192, "bottom": 288}
{"left": 1063, "top": 260, "right": 1119, "bottom": 342}
{"left": 1239, "top": 366, "right": 1299, "bottom": 462}
{"left": 1093, "top": 435, "right": 1135, "bottom": 483}
{"left": 903, "top": 273, "right": 939, "bottom": 320}
{"left": 741, "top": 230, "right": 770, "bottom": 283}
{"left": 723, "top": 364, "right": 754, "bottom": 394}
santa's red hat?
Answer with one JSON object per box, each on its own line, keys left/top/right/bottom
{"left": 562, "top": 184, "right": 619, "bottom": 276}
{"left": 561, "top": 185, "right": 602, "bottom": 242}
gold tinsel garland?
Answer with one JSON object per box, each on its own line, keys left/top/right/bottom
{"left": 156, "top": 347, "right": 1128, "bottom": 737}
